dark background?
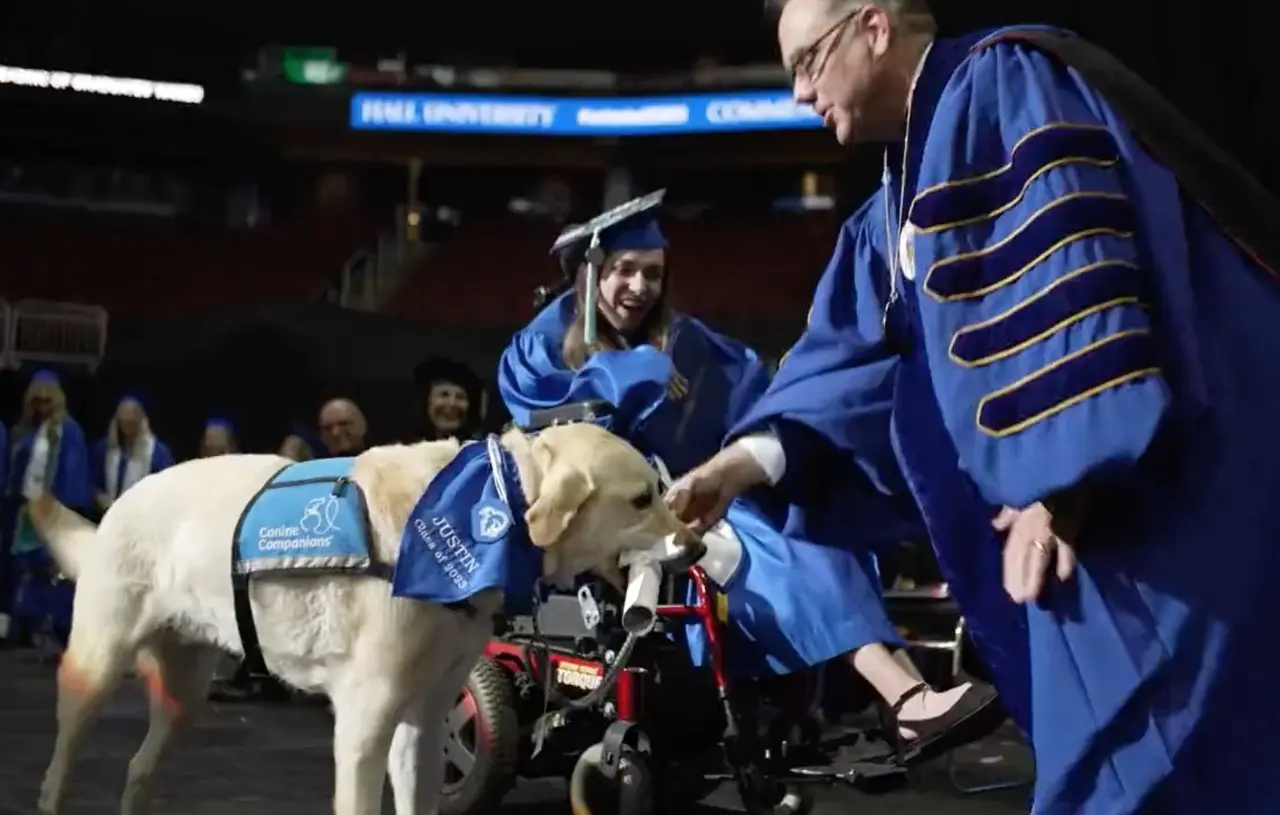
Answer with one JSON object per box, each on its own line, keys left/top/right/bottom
{"left": 0, "top": 1, "right": 1272, "bottom": 456}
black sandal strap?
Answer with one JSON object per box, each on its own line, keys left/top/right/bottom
{"left": 890, "top": 681, "right": 930, "bottom": 716}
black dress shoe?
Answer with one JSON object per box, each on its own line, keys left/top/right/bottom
{"left": 880, "top": 680, "right": 1004, "bottom": 765}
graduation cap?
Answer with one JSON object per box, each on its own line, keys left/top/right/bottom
{"left": 205, "top": 416, "right": 236, "bottom": 434}
{"left": 414, "top": 357, "right": 483, "bottom": 396}
{"left": 550, "top": 189, "right": 667, "bottom": 345}
{"left": 117, "top": 392, "right": 149, "bottom": 412}
{"left": 29, "top": 368, "right": 61, "bottom": 386}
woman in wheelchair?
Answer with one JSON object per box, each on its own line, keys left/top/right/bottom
{"left": 498, "top": 195, "right": 1000, "bottom": 762}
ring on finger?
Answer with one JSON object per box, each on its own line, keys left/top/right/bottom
{"left": 1032, "top": 537, "right": 1054, "bottom": 554}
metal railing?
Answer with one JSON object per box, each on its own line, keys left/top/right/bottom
{"left": 5, "top": 299, "right": 109, "bottom": 371}
{"left": 338, "top": 229, "right": 429, "bottom": 312}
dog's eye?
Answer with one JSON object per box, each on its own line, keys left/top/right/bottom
{"left": 630, "top": 489, "right": 654, "bottom": 510}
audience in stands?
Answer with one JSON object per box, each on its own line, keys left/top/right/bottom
{"left": 414, "top": 357, "right": 484, "bottom": 441}
{"left": 199, "top": 417, "right": 238, "bottom": 457}
{"left": 278, "top": 426, "right": 319, "bottom": 461}
{"left": 3, "top": 370, "right": 91, "bottom": 657}
{"left": 91, "top": 394, "right": 174, "bottom": 517}
{"left": 317, "top": 398, "right": 367, "bottom": 456}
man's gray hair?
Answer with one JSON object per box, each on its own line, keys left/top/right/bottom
{"left": 766, "top": 0, "right": 936, "bottom": 33}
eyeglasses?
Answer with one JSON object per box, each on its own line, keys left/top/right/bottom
{"left": 789, "top": 5, "right": 864, "bottom": 84}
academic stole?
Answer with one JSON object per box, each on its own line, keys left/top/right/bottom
{"left": 13, "top": 424, "right": 61, "bottom": 555}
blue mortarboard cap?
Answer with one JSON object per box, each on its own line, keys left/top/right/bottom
{"left": 550, "top": 190, "right": 667, "bottom": 344}
{"left": 598, "top": 211, "right": 667, "bottom": 255}
{"left": 117, "top": 392, "right": 148, "bottom": 412}
{"left": 205, "top": 416, "right": 236, "bottom": 434}
{"left": 30, "top": 368, "right": 60, "bottom": 386}
{"left": 551, "top": 189, "right": 668, "bottom": 268}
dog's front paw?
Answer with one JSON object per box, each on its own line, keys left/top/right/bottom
{"left": 37, "top": 785, "right": 61, "bottom": 815}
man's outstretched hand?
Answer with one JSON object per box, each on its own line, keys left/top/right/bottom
{"left": 663, "top": 443, "right": 769, "bottom": 532}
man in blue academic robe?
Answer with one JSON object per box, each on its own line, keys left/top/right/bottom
{"left": 5, "top": 370, "right": 92, "bottom": 648}
{"left": 666, "top": 1, "right": 1280, "bottom": 812}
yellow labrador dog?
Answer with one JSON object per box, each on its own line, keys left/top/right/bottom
{"left": 29, "top": 423, "right": 692, "bottom": 815}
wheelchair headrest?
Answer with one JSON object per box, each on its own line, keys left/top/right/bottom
{"left": 521, "top": 400, "right": 615, "bottom": 431}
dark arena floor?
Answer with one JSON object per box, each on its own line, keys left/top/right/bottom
{"left": 0, "top": 651, "right": 1033, "bottom": 814}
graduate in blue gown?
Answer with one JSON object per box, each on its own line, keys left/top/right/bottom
{"left": 90, "top": 394, "right": 175, "bottom": 518}
{"left": 198, "top": 416, "right": 237, "bottom": 458}
{"left": 672, "top": 2, "right": 1280, "bottom": 811}
{"left": 499, "top": 194, "right": 999, "bottom": 760}
{"left": 4, "top": 370, "right": 91, "bottom": 648}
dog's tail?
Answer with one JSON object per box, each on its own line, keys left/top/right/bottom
{"left": 28, "top": 492, "right": 98, "bottom": 581}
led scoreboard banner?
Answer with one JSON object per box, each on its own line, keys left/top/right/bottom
{"left": 349, "top": 89, "right": 822, "bottom": 136}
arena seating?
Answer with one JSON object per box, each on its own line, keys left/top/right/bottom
{"left": 386, "top": 213, "right": 840, "bottom": 326}
{"left": 663, "top": 214, "right": 839, "bottom": 322}
{"left": 0, "top": 207, "right": 839, "bottom": 326}
{"left": 0, "top": 210, "right": 377, "bottom": 317}
{"left": 384, "top": 216, "right": 556, "bottom": 324}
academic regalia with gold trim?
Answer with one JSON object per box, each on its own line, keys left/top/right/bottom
{"left": 499, "top": 199, "right": 909, "bottom": 676}
{"left": 728, "top": 191, "right": 1027, "bottom": 714}
{"left": 879, "top": 26, "right": 1280, "bottom": 814}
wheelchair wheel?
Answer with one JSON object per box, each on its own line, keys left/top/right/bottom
{"left": 438, "top": 657, "right": 519, "bottom": 815}
{"left": 569, "top": 742, "right": 654, "bottom": 815}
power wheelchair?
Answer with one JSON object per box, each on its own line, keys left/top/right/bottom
{"left": 434, "top": 400, "right": 982, "bottom": 815}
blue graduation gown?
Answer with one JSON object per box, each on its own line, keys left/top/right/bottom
{"left": 5, "top": 418, "right": 91, "bottom": 634}
{"left": 499, "top": 292, "right": 906, "bottom": 675}
{"left": 883, "top": 26, "right": 1280, "bottom": 814}
{"left": 499, "top": 292, "right": 771, "bottom": 476}
{"left": 90, "top": 437, "right": 176, "bottom": 502}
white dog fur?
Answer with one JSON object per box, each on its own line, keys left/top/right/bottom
{"left": 29, "top": 423, "right": 693, "bottom": 815}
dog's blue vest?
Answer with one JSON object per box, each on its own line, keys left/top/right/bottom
{"left": 233, "top": 458, "right": 376, "bottom": 577}
{"left": 392, "top": 436, "right": 541, "bottom": 614}
{"left": 232, "top": 439, "right": 538, "bottom": 615}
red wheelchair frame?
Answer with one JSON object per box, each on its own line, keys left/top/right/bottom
{"left": 482, "top": 565, "right": 726, "bottom": 733}
{"left": 461, "top": 562, "right": 904, "bottom": 815}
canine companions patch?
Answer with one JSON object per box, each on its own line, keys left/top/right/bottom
{"left": 233, "top": 458, "right": 374, "bottom": 576}
{"left": 392, "top": 436, "right": 541, "bottom": 614}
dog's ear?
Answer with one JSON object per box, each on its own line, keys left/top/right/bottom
{"left": 524, "top": 437, "right": 596, "bottom": 548}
